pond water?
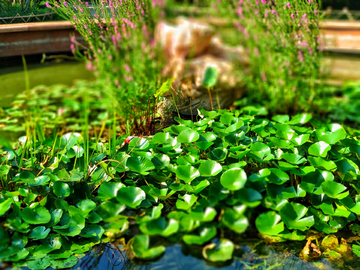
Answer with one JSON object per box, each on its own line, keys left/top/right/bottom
{"left": 0, "top": 60, "right": 93, "bottom": 107}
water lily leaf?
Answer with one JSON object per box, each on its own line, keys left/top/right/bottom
{"left": 136, "top": 204, "right": 164, "bottom": 223}
{"left": 176, "top": 165, "right": 200, "bottom": 183}
{"left": 130, "top": 234, "right": 165, "bottom": 260}
{"left": 236, "top": 188, "right": 262, "bottom": 207}
{"left": 80, "top": 224, "right": 105, "bottom": 239}
{"left": 291, "top": 134, "right": 310, "bottom": 146}
{"left": 21, "top": 206, "right": 51, "bottom": 224}
{"left": 202, "top": 67, "right": 218, "bottom": 88}
{"left": 280, "top": 203, "right": 314, "bottom": 231}
{"left": 177, "top": 129, "right": 200, "bottom": 143}
{"left": 222, "top": 208, "right": 249, "bottom": 234}
{"left": 207, "top": 147, "right": 228, "bottom": 161}
{"left": 27, "top": 257, "right": 51, "bottom": 270}
{"left": 249, "top": 142, "right": 271, "bottom": 161}
{"left": 288, "top": 113, "right": 312, "bottom": 125}
{"left": 249, "top": 168, "right": 271, "bottom": 182}
{"left": 281, "top": 153, "right": 307, "bottom": 165}
{"left": 198, "top": 160, "right": 222, "bottom": 177}
{"left": 308, "top": 157, "right": 337, "bottom": 171}
{"left": 97, "top": 201, "right": 126, "bottom": 221}
{"left": 203, "top": 238, "right": 234, "bottom": 262}
{"left": 98, "top": 182, "right": 125, "bottom": 201}
{"left": 220, "top": 168, "right": 247, "bottom": 190}
{"left": 321, "top": 181, "right": 349, "bottom": 200}
{"left": 152, "top": 132, "right": 171, "bottom": 144}
{"left": 176, "top": 194, "right": 197, "bottom": 211}
{"left": 49, "top": 256, "right": 78, "bottom": 269}
{"left": 126, "top": 156, "right": 155, "bottom": 175}
{"left": 308, "top": 141, "right": 331, "bottom": 157}
{"left": 29, "top": 226, "right": 51, "bottom": 240}
{"left": 183, "top": 225, "right": 217, "bottom": 245}
{"left": 0, "top": 198, "right": 13, "bottom": 216}
{"left": 336, "top": 158, "right": 359, "bottom": 180}
{"left": 19, "top": 171, "right": 35, "bottom": 183}
{"left": 140, "top": 217, "right": 179, "bottom": 237}
{"left": 33, "top": 235, "right": 62, "bottom": 255}
{"left": 272, "top": 115, "right": 289, "bottom": 123}
{"left": 266, "top": 168, "right": 289, "bottom": 185}
{"left": 256, "top": 211, "right": 284, "bottom": 235}
{"left": 53, "top": 182, "right": 71, "bottom": 197}
{"left": 189, "top": 206, "right": 217, "bottom": 222}
{"left": 49, "top": 209, "right": 64, "bottom": 226}
{"left": 6, "top": 248, "right": 29, "bottom": 262}
{"left": 117, "top": 186, "right": 146, "bottom": 208}
{"left": 30, "top": 175, "right": 50, "bottom": 186}
{"left": 315, "top": 124, "right": 346, "bottom": 145}
{"left": 152, "top": 154, "right": 170, "bottom": 169}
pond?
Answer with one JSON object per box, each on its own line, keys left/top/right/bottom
{"left": 0, "top": 60, "right": 93, "bottom": 107}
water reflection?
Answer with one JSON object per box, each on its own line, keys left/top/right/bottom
{"left": 67, "top": 240, "right": 338, "bottom": 270}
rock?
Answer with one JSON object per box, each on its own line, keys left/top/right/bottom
{"left": 155, "top": 18, "right": 248, "bottom": 116}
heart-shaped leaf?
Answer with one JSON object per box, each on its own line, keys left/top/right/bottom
{"left": 117, "top": 186, "right": 146, "bottom": 208}
{"left": 183, "top": 225, "right": 217, "bottom": 245}
{"left": 256, "top": 211, "right": 284, "bottom": 235}
{"left": 198, "top": 160, "right": 222, "bottom": 177}
{"left": 126, "top": 156, "right": 155, "bottom": 175}
{"left": 21, "top": 206, "right": 51, "bottom": 224}
{"left": 308, "top": 141, "right": 331, "bottom": 157}
{"left": 321, "top": 181, "right": 349, "bottom": 200}
{"left": 203, "top": 238, "right": 234, "bottom": 262}
{"left": 98, "top": 182, "right": 125, "bottom": 201}
{"left": 176, "top": 165, "right": 200, "bottom": 183}
{"left": 130, "top": 235, "right": 165, "bottom": 260}
{"left": 280, "top": 203, "right": 314, "bottom": 231}
{"left": 140, "top": 217, "right": 179, "bottom": 237}
{"left": 177, "top": 129, "right": 200, "bottom": 143}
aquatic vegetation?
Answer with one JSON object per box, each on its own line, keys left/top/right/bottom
{"left": 2, "top": 107, "right": 360, "bottom": 268}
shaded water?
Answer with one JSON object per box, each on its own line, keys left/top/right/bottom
{"left": 0, "top": 60, "right": 93, "bottom": 107}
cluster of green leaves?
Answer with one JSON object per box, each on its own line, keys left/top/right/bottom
{"left": 0, "top": 80, "right": 112, "bottom": 135}
{"left": 0, "top": 0, "right": 54, "bottom": 18}
{"left": 2, "top": 107, "right": 360, "bottom": 267}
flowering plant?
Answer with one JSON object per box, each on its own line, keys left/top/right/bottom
{"left": 216, "top": 0, "right": 322, "bottom": 114}
{"left": 53, "top": 0, "right": 164, "bottom": 134}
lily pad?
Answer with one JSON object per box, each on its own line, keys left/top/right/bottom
{"left": 256, "top": 211, "right": 284, "bottom": 235}
{"left": 220, "top": 168, "right": 247, "bottom": 190}
{"left": 140, "top": 217, "right": 179, "bottom": 237}
{"left": 21, "top": 206, "right": 51, "bottom": 224}
{"left": 198, "top": 160, "right": 222, "bottom": 177}
{"left": 203, "top": 238, "right": 234, "bottom": 262}
{"left": 130, "top": 235, "right": 165, "bottom": 260}
{"left": 116, "top": 186, "right": 146, "bottom": 208}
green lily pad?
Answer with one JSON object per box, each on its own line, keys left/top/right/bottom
{"left": 176, "top": 194, "right": 198, "bottom": 211}
{"left": 203, "top": 238, "right": 234, "bottom": 262}
{"left": 308, "top": 156, "right": 337, "bottom": 171}
{"left": 256, "top": 211, "right": 284, "bottom": 235}
{"left": 21, "top": 206, "right": 51, "bottom": 224}
{"left": 222, "top": 207, "right": 249, "bottom": 234}
{"left": 220, "top": 168, "right": 247, "bottom": 190}
{"left": 116, "top": 186, "right": 146, "bottom": 208}
{"left": 53, "top": 182, "right": 71, "bottom": 197}
{"left": 30, "top": 175, "right": 50, "bottom": 186}
{"left": 29, "top": 226, "right": 51, "bottom": 240}
{"left": 321, "top": 181, "right": 349, "bottom": 200}
{"left": 98, "top": 182, "right": 125, "bottom": 201}
{"left": 177, "top": 129, "right": 200, "bottom": 143}
{"left": 126, "top": 156, "right": 155, "bottom": 175}
{"left": 280, "top": 203, "right": 314, "bottom": 231}
{"left": 198, "top": 160, "right": 222, "bottom": 177}
{"left": 97, "top": 201, "right": 126, "bottom": 221}
{"left": 130, "top": 235, "right": 165, "bottom": 260}
{"left": 0, "top": 198, "right": 13, "bottom": 216}
{"left": 308, "top": 141, "right": 331, "bottom": 157}
{"left": 176, "top": 165, "right": 200, "bottom": 183}
{"left": 183, "top": 225, "right": 217, "bottom": 245}
{"left": 207, "top": 147, "right": 228, "bottom": 161}
{"left": 140, "top": 217, "right": 179, "bottom": 237}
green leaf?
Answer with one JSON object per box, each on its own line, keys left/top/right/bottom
{"left": 53, "top": 182, "right": 71, "bottom": 197}
{"left": 30, "top": 175, "right": 50, "bottom": 186}
{"left": 315, "top": 124, "right": 346, "bottom": 145}
{"left": 152, "top": 154, "right": 170, "bottom": 170}
{"left": 308, "top": 157, "right": 337, "bottom": 171}
{"left": 202, "top": 67, "right": 218, "bottom": 88}
{"left": 288, "top": 113, "right": 312, "bottom": 125}
{"left": 154, "top": 78, "right": 174, "bottom": 98}
{"left": 220, "top": 168, "right": 247, "bottom": 190}
{"left": 203, "top": 239, "right": 234, "bottom": 262}
{"left": 116, "top": 186, "right": 146, "bottom": 208}
{"left": 256, "top": 212, "right": 284, "bottom": 235}
{"left": 280, "top": 203, "right": 314, "bottom": 231}
{"left": 29, "top": 226, "right": 51, "bottom": 240}
{"left": 207, "top": 147, "right": 228, "bottom": 161}
{"left": 249, "top": 142, "right": 271, "bottom": 161}
{"left": 183, "top": 225, "right": 217, "bottom": 245}
{"left": 0, "top": 198, "right": 13, "bottom": 216}
{"left": 176, "top": 165, "right": 200, "bottom": 183}
{"left": 291, "top": 134, "right": 310, "bottom": 146}
{"left": 308, "top": 141, "right": 331, "bottom": 157}
{"left": 177, "top": 129, "right": 200, "bottom": 143}
{"left": 98, "top": 182, "right": 125, "bottom": 201}
{"left": 321, "top": 181, "right": 349, "bottom": 200}
{"left": 130, "top": 235, "right": 165, "bottom": 260}
{"left": 267, "top": 168, "right": 289, "bottom": 185}
{"left": 222, "top": 207, "right": 249, "bottom": 234}
{"left": 97, "top": 201, "right": 126, "bottom": 221}
{"left": 126, "top": 156, "right": 155, "bottom": 175}
{"left": 21, "top": 206, "right": 51, "bottom": 224}
{"left": 176, "top": 194, "right": 197, "bottom": 211}
{"left": 49, "top": 256, "right": 78, "bottom": 269}
{"left": 140, "top": 217, "right": 179, "bottom": 237}
{"left": 198, "top": 160, "right": 222, "bottom": 177}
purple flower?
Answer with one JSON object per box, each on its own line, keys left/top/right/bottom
{"left": 45, "top": 2, "right": 51, "bottom": 8}
{"left": 63, "top": 1, "right": 67, "bottom": 7}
